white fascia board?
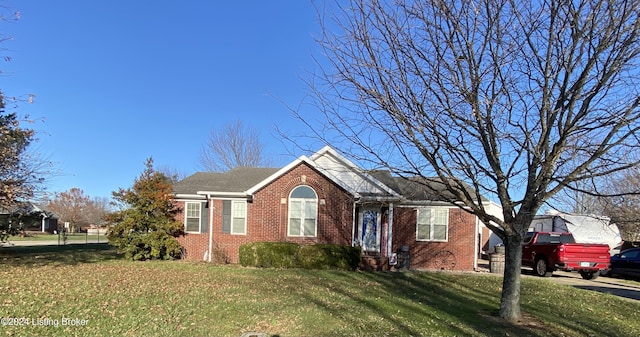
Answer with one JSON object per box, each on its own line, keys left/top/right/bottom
{"left": 245, "top": 146, "right": 401, "bottom": 200}
{"left": 245, "top": 156, "right": 310, "bottom": 195}
{"left": 245, "top": 153, "right": 362, "bottom": 198}
{"left": 197, "top": 191, "right": 250, "bottom": 199}
{"left": 174, "top": 193, "right": 207, "bottom": 200}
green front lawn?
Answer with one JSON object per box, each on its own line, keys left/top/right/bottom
{"left": 0, "top": 245, "right": 638, "bottom": 337}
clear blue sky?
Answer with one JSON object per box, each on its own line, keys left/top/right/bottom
{"left": 2, "top": 1, "right": 323, "bottom": 199}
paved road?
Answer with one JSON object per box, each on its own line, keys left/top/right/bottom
{"left": 526, "top": 269, "right": 640, "bottom": 302}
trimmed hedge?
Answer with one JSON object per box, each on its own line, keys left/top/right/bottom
{"left": 239, "top": 242, "right": 361, "bottom": 270}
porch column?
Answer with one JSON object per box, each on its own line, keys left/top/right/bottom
{"left": 351, "top": 201, "right": 357, "bottom": 247}
{"left": 41, "top": 215, "right": 47, "bottom": 233}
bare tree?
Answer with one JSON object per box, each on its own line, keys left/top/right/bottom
{"left": 0, "top": 93, "right": 48, "bottom": 242}
{"left": 157, "top": 165, "right": 188, "bottom": 184}
{"left": 199, "top": 120, "right": 272, "bottom": 172}
{"left": 548, "top": 179, "right": 604, "bottom": 214}
{"left": 84, "top": 196, "right": 111, "bottom": 228}
{"left": 46, "top": 188, "right": 91, "bottom": 232}
{"left": 597, "top": 169, "right": 640, "bottom": 244}
{"left": 300, "top": 0, "right": 640, "bottom": 321}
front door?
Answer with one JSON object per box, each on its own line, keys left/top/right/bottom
{"left": 359, "top": 209, "right": 381, "bottom": 253}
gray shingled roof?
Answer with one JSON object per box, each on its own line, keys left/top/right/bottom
{"left": 369, "top": 170, "right": 487, "bottom": 202}
{"left": 172, "top": 167, "right": 280, "bottom": 195}
{"left": 174, "top": 166, "right": 487, "bottom": 204}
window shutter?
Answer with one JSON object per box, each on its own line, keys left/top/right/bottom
{"left": 222, "top": 200, "right": 231, "bottom": 234}
{"left": 200, "top": 202, "right": 209, "bottom": 233}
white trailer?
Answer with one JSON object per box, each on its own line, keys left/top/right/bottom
{"left": 487, "top": 211, "right": 622, "bottom": 254}
{"left": 529, "top": 211, "right": 622, "bottom": 252}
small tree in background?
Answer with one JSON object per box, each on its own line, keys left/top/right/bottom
{"left": 199, "top": 119, "right": 272, "bottom": 172}
{"left": 106, "top": 158, "right": 183, "bottom": 260}
{"left": 45, "top": 189, "right": 112, "bottom": 232}
{"left": 598, "top": 169, "right": 640, "bottom": 245}
{"left": 84, "top": 196, "right": 111, "bottom": 228}
{"left": 45, "top": 188, "right": 90, "bottom": 233}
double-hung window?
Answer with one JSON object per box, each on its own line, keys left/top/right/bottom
{"left": 288, "top": 186, "right": 318, "bottom": 237}
{"left": 416, "top": 208, "right": 449, "bottom": 241}
{"left": 185, "top": 202, "right": 202, "bottom": 233}
{"left": 222, "top": 200, "right": 247, "bottom": 235}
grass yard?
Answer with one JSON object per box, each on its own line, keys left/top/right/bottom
{"left": 1, "top": 245, "right": 639, "bottom": 337}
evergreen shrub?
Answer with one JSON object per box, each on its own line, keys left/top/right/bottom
{"left": 239, "top": 242, "right": 361, "bottom": 270}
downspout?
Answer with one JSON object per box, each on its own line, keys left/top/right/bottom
{"left": 474, "top": 215, "right": 479, "bottom": 271}
{"left": 387, "top": 203, "right": 394, "bottom": 257}
{"left": 208, "top": 197, "right": 213, "bottom": 263}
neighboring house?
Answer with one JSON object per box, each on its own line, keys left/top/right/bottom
{"left": 172, "top": 146, "right": 501, "bottom": 271}
{"left": 0, "top": 202, "right": 59, "bottom": 234}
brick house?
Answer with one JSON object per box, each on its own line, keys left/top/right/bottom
{"left": 172, "top": 146, "right": 501, "bottom": 271}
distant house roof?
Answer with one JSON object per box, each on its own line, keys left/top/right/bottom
{"left": 0, "top": 201, "right": 58, "bottom": 218}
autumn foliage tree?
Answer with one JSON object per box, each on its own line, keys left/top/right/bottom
{"left": 106, "top": 158, "right": 183, "bottom": 260}
{"left": 0, "top": 92, "right": 43, "bottom": 241}
{"left": 45, "top": 188, "right": 90, "bottom": 232}
{"left": 45, "top": 188, "right": 111, "bottom": 232}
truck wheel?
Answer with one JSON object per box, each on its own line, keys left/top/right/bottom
{"left": 534, "top": 258, "right": 553, "bottom": 277}
{"left": 579, "top": 271, "right": 599, "bottom": 281}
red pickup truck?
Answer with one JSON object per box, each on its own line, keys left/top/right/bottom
{"left": 522, "top": 232, "right": 610, "bottom": 280}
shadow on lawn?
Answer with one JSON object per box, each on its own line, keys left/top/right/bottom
{"left": 0, "top": 243, "right": 123, "bottom": 267}
{"left": 297, "top": 270, "right": 608, "bottom": 337}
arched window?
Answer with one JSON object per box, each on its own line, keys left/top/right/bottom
{"left": 288, "top": 185, "right": 318, "bottom": 237}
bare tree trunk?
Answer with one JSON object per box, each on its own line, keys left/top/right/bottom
{"left": 302, "top": 0, "right": 640, "bottom": 323}
{"left": 499, "top": 234, "right": 523, "bottom": 321}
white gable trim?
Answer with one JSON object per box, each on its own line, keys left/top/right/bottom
{"left": 245, "top": 155, "right": 315, "bottom": 195}
{"left": 310, "top": 146, "right": 401, "bottom": 198}
{"left": 245, "top": 146, "right": 401, "bottom": 199}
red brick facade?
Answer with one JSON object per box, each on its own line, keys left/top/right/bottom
{"left": 175, "top": 160, "right": 488, "bottom": 271}
{"left": 176, "top": 162, "right": 355, "bottom": 263}
{"left": 391, "top": 206, "right": 479, "bottom": 271}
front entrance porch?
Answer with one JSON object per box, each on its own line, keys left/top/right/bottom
{"left": 355, "top": 205, "right": 392, "bottom": 271}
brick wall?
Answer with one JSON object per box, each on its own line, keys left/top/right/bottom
{"left": 175, "top": 162, "right": 481, "bottom": 271}
{"left": 392, "top": 206, "right": 477, "bottom": 271}
{"left": 177, "top": 162, "right": 355, "bottom": 263}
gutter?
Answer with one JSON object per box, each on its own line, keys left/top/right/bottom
{"left": 197, "top": 191, "right": 248, "bottom": 197}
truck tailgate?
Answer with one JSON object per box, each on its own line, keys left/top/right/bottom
{"left": 560, "top": 243, "right": 610, "bottom": 265}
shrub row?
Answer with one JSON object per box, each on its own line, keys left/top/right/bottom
{"left": 239, "top": 242, "right": 361, "bottom": 270}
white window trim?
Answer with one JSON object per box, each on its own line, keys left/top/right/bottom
{"left": 287, "top": 186, "right": 318, "bottom": 237}
{"left": 184, "top": 201, "right": 202, "bottom": 234}
{"left": 230, "top": 200, "right": 247, "bottom": 235}
{"left": 416, "top": 207, "right": 449, "bottom": 242}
